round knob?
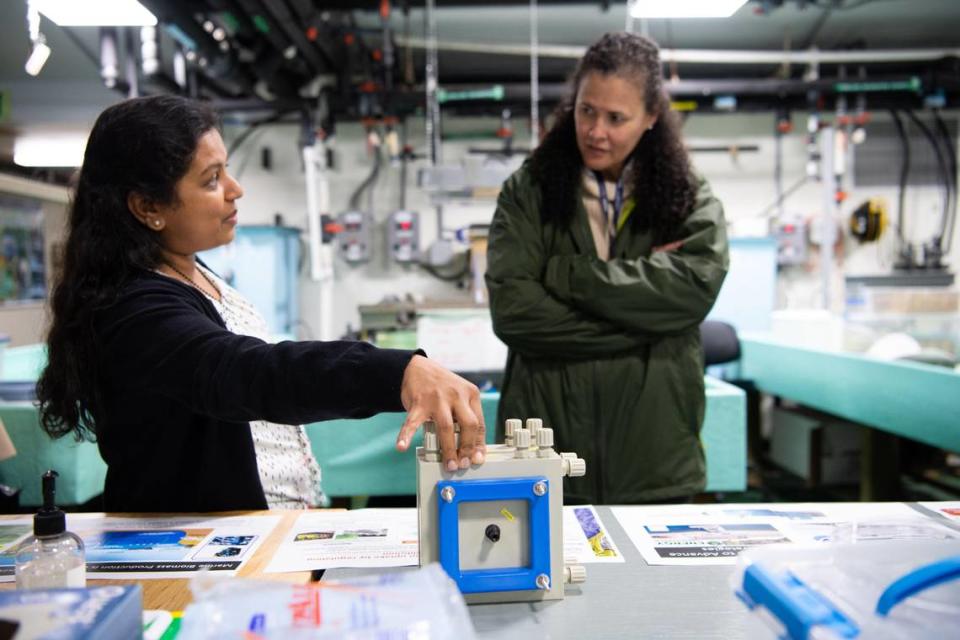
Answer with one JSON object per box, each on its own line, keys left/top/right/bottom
{"left": 536, "top": 427, "right": 554, "bottom": 448}
{"left": 504, "top": 418, "right": 522, "bottom": 439}
{"left": 525, "top": 418, "right": 543, "bottom": 437}
{"left": 564, "top": 457, "right": 586, "bottom": 477}
{"left": 484, "top": 524, "right": 501, "bottom": 543}
{"left": 565, "top": 565, "right": 587, "bottom": 584}
{"left": 514, "top": 428, "right": 530, "bottom": 449}
{"left": 424, "top": 431, "right": 438, "bottom": 452}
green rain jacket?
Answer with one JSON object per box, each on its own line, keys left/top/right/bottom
{"left": 486, "top": 163, "right": 729, "bottom": 503}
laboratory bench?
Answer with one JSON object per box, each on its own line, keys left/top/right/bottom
{"left": 735, "top": 332, "right": 960, "bottom": 500}
{"left": 3, "top": 502, "right": 956, "bottom": 638}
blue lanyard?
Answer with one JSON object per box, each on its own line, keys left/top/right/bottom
{"left": 593, "top": 171, "right": 624, "bottom": 256}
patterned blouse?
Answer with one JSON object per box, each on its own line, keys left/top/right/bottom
{"left": 164, "top": 265, "right": 326, "bottom": 509}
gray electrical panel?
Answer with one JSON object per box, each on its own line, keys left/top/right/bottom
{"left": 337, "top": 210, "right": 373, "bottom": 263}
{"left": 775, "top": 218, "right": 808, "bottom": 266}
{"left": 388, "top": 210, "right": 420, "bottom": 263}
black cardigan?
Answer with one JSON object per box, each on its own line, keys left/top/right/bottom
{"left": 93, "top": 271, "right": 416, "bottom": 512}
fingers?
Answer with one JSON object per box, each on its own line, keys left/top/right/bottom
{"left": 397, "top": 354, "right": 486, "bottom": 471}
{"left": 435, "top": 410, "right": 459, "bottom": 472}
{"left": 468, "top": 390, "right": 487, "bottom": 464}
{"left": 455, "top": 388, "right": 485, "bottom": 465}
{"left": 395, "top": 407, "right": 427, "bottom": 452}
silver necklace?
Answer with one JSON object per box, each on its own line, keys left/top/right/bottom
{"left": 166, "top": 261, "right": 220, "bottom": 299}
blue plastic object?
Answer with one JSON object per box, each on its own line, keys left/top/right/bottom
{"left": 436, "top": 476, "right": 551, "bottom": 594}
{"left": 739, "top": 563, "right": 860, "bottom": 639}
{"left": 876, "top": 555, "right": 960, "bottom": 616}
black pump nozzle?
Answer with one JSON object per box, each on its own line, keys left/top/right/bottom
{"left": 34, "top": 469, "right": 65, "bottom": 537}
{"left": 41, "top": 470, "right": 59, "bottom": 511}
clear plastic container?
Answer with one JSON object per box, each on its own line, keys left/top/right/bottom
{"left": 732, "top": 540, "right": 960, "bottom": 639}
{"left": 178, "top": 563, "right": 476, "bottom": 639}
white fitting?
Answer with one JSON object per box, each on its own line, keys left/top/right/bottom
{"left": 564, "top": 565, "right": 587, "bottom": 584}
{"left": 563, "top": 457, "right": 586, "bottom": 478}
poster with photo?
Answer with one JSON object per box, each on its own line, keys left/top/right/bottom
{"left": 612, "top": 502, "right": 957, "bottom": 566}
{"left": 265, "top": 509, "right": 419, "bottom": 573}
{"left": 563, "top": 505, "right": 624, "bottom": 564}
{"left": 0, "top": 514, "right": 280, "bottom": 581}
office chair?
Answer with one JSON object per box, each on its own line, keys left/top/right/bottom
{"left": 699, "top": 320, "right": 741, "bottom": 367}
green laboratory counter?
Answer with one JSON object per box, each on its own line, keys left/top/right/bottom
{"left": 1, "top": 342, "right": 747, "bottom": 505}
{"left": 307, "top": 378, "right": 747, "bottom": 498}
{"left": 739, "top": 334, "right": 960, "bottom": 453}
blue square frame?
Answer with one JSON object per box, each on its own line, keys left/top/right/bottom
{"left": 436, "top": 476, "right": 551, "bottom": 594}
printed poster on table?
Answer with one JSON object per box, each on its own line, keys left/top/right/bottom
{"left": 563, "top": 505, "right": 624, "bottom": 564}
{"left": 265, "top": 505, "right": 627, "bottom": 574}
{"left": 920, "top": 501, "right": 960, "bottom": 522}
{"left": 612, "top": 502, "right": 957, "bottom": 566}
{"left": 0, "top": 513, "right": 281, "bottom": 581}
{"left": 264, "top": 509, "right": 420, "bottom": 573}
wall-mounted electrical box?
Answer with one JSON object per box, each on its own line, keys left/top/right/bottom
{"left": 775, "top": 218, "right": 808, "bottom": 266}
{"left": 388, "top": 210, "right": 420, "bottom": 263}
{"left": 417, "top": 418, "right": 587, "bottom": 604}
{"left": 337, "top": 210, "right": 373, "bottom": 263}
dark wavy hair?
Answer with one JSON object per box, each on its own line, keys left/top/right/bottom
{"left": 37, "top": 95, "right": 219, "bottom": 441}
{"left": 530, "top": 32, "right": 695, "bottom": 245}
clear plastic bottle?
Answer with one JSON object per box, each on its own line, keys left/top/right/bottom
{"left": 15, "top": 470, "right": 86, "bottom": 589}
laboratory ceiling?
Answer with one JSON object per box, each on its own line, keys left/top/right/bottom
{"left": 1, "top": 0, "right": 958, "bottom": 164}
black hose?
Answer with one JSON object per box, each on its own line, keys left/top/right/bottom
{"left": 888, "top": 110, "right": 910, "bottom": 250}
{"left": 228, "top": 110, "right": 292, "bottom": 156}
{"left": 420, "top": 249, "right": 471, "bottom": 282}
{"left": 906, "top": 110, "right": 951, "bottom": 250}
{"left": 932, "top": 110, "right": 958, "bottom": 254}
{"left": 349, "top": 144, "right": 382, "bottom": 210}
{"left": 907, "top": 109, "right": 952, "bottom": 249}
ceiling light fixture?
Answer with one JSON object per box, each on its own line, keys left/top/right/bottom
{"left": 13, "top": 134, "right": 88, "bottom": 167}
{"left": 628, "top": 0, "right": 748, "bottom": 19}
{"left": 24, "top": 0, "right": 51, "bottom": 76}
{"left": 32, "top": 0, "right": 157, "bottom": 27}
{"left": 24, "top": 38, "right": 51, "bottom": 76}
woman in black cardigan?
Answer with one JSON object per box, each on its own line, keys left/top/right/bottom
{"left": 36, "top": 95, "right": 485, "bottom": 512}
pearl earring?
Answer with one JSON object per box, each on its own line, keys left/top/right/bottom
{"left": 154, "top": 220, "right": 161, "bottom": 227}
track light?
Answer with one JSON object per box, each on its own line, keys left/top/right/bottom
{"left": 25, "top": 37, "right": 51, "bottom": 76}
{"left": 24, "top": 0, "right": 50, "bottom": 76}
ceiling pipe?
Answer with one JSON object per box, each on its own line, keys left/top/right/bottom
{"left": 254, "top": 0, "right": 328, "bottom": 74}
{"left": 395, "top": 36, "right": 960, "bottom": 65}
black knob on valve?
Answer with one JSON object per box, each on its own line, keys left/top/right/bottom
{"left": 485, "top": 524, "right": 501, "bottom": 543}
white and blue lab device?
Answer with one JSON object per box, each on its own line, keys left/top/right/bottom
{"left": 417, "top": 418, "right": 587, "bottom": 604}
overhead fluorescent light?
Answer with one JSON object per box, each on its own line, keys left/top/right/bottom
{"left": 24, "top": 40, "right": 52, "bottom": 76}
{"left": 33, "top": 0, "right": 157, "bottom": 27}
{"left": 629, "top": 0, "right": 748, "bottom": 19}
{"left": 14, "top": 134, "right": 88, "bottom": 167}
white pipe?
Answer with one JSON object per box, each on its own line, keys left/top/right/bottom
{"left": 819, "top": 127, "right": 837, "bottom": 311}
{"left": 395, "top": 36, "right": 960, "bottom": 65}
{"left": 302, "top": 144, "right": 323, "bottom": 281}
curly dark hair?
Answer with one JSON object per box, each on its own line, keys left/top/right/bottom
{"left": 530, "top": 32, "right": 695, "bottom": 245}
{"left": 36, "top": 95, "right": 219, "bottom": 441}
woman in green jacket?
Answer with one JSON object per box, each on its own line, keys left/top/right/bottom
{"left": 486, "top": 32, "right": 729, "bottom": 504}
